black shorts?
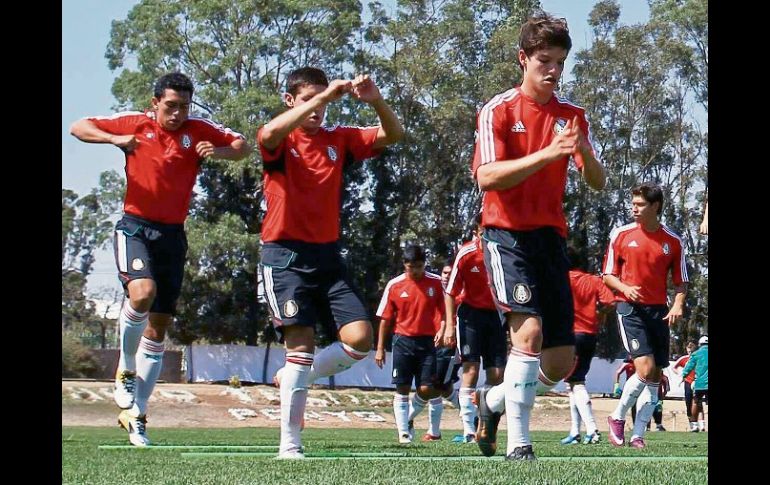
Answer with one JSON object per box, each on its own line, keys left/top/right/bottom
{"left": 113, "top": 214, "right": 187, "bottom": 314}
{"left": 694, "top": 389, "right": 708, "bottom": 405}
{"left": 482, "top": 226, "right": 575, "bottom": 349}
{"left": 434, "top": 346, "right": 460, "bottom": 387}
{"left": 391, "top": 335, "right": 438, "bottom": 387}
{"left": 616, "top": 301, "right": 670, "bottom": 367}
{"left": 456, "top": 303, "right": 507, "bottom": 369}
{"left": 565, "top": 332, "right": 598, "bottom": 383}
{"left": 260, "top": 240, "right": 369, "bottom": 339}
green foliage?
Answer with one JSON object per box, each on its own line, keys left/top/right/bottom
{"left": 62, "top": 332, "right": 98, "bottom": 378}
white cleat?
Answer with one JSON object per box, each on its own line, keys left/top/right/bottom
{"left": 399, "top": 433, "right": 413, "bottom": 444}
{"left": 276, "top": 448, "right": 305, "bottom": 459}
{"left": 118, "top": 410, "right": 151, "bottom": 447}
{"left": 113, "top": 370, "right": 137, "bottom": 409}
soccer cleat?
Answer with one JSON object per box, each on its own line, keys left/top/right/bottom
{"left": 607, "top": 416, "right": 626, "bottom": 447}
{"left": 398, "top": 433, "right": 413, "bottom": 444}
{"left": 113, "top": 370, "right": 137, "bottom": 409}
{"left": 582, "top": 431, "right": 601, "bottom": 444}
{"left": 276, "top": 448, "right": 306, "bottom": 459}
{"left": 408, "top": 419, "right": 415, "bottom": 441}
{"left": 629, "top": 437, "right": 646, "bottom": 449}
{"left": 421, "top": 433, "right": 442, "bottom": 442}
{"left": 451, "top": 433, "right": 477, "bottom": 444}
{"left": 118, "top": 410, "right": 150, "bottom": 447}
{"left": 475, "top": 386, "right": 502, "bottom": 457}
{"left": 656, "top": 424, "right": 667, "bottom": 432}
{"left": 505, "top": 445, "right": 537, "bottom": 461}
{"left": 560, "top": 434, "right": 581, "bottom": 445}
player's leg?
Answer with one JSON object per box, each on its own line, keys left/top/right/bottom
{"left": 567, "top": 333, "right": 601, "bottom": 443}
{"left": 391, "top": 334, "right": 419, "bottom": 443}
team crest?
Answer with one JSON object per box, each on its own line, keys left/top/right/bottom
{"left": 428, "top": 287, "right": 434, "bottom": 297}
{"left": 131, "top": 258, "right": 145, "bottom": 271}
{"left": 327, "top": 145, "right": 338, "bottom": 162}
{"left": 513, "top": 283, "right": 531, "bottom": 304}
{"left": 181, "top": 134, "right": 192, "bottom": 149}
{"left": 631, "top": 339, "right": 640, "bottom": 351}
{"left": 553, "top": 118, "right": 568, "bottom": 134}
{"left": 662, "top": 243, "right": 670, "bottom": 255}
{"left": 290, "top": 148, "right": 300, "bottom": 158}
{"left": 283, "top": 299, "right": 299, "bottom": 318}
{"left": 463, "top": 344, "right": 471, "bottom": 356}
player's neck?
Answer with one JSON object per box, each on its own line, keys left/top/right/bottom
{"left": 519, "top": 82, "right": 554, "bottom": 105}
{"left": 640, "top": 218, "right": 661, "bottom": 232}
{"left": 299, "top": 125, "right": 321, "bottom": 136}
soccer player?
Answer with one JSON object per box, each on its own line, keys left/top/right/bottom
{"left": 560, "top": 245, "right": 615, "bottom": 445}
{"left": 673, "top": 341, "right": 699, "bottom": 431}
{"left": 375, "top": 245, "right": 447, "bottom": 443}
{"left": 604, "top": 182, "right": 688, "bottom": 449}
{"left": 259, "top": 67, "right": 404, "bottom": 458}
{"left": 682, "top": 336, "right": 708, "bottom": 432}
{"left": 471, "top": 13, "right": 607, "bottom": 460}
{"left": 69, "top": 72, "right": 251, "bottom": 446}
{"left": 443, "top": 215, "right": 506, "bottom": 443}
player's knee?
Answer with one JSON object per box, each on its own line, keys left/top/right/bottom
{"left": 340, "top": 320, "right": 372, "bottom": 352}
{"left": 127, "top": 280, "right": 156, "bottom": 311}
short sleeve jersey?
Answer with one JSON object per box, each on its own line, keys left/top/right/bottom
{"left": 471, "top": 87, "right": 595, "bottom": 238}
{"left": 569, "top": 269, "right": 615, "bottom": 334}
{"left": 258, "top": 125, "right": 380, "bottom": 243}
{"left": 87, "top": 111, "right": 244, "bottom": 224}
{"left": 602, "top": 222, "right": 688, "bottom": 305}
{"left": 445, "top": 239, "right": 496, "bottom": 311}
{"left": 674, "top": 355, "right": 696, "bottom": 384}
{"left": 376, "top": 272, "right": 446, "bottom": 337}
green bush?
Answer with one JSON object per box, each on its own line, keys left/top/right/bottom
{"left": 62, "top": 332, "right": 97, "bottom": 378}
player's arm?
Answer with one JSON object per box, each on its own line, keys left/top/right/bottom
{"left": 574, "top": 115, "right": 605, "bottom": 190}
{"left": 350, "top": 74, "right": 404, "bottom": 150}
{"left": 663, "top": 283, "right": 687, "bottom": 326}
{"left": 69, "top": 118, "right": 138, "bottom": 152}
{"left": 443, "top": 293, "right": 458, "bottom": 349}
{"left": 602, "top": 274, "right": 641, "bottom": 303}
{"left": 195, "top": 137, "right": 251, "bottom": 160}
{"left": 375, "top": 317, "right": 394, "bottom": 369}
{"left": 260, "top": 79, "right": 353, "bottom": 151}
{"left": 682, "top": 355, "right": 695, "bottom": 376}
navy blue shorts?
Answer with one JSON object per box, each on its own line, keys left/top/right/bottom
{"left": 113, "top": 214, "right": 187, "bottom": 314}
{"left": 616, "top": 301, "right": 670, "bottom": 367}
{"left": 482, "top": 226, "right": 575, "bottom": 349}
{"left": 565, "top": 332, "right": 597, "bottom": 383}
{"left": 391, "top": 335, "right": 438, "bottom": 387}
{"left": 260, "top": 240, "right": 369, "bottom": 339}
{"left": 456, "top": 303, "right": 507, "bottom": 369}
{"left": 694, "top": 389, "right": 708, "bottom": 405}
{"left": 434, "top": 346, "right": 460, "bottom": 387}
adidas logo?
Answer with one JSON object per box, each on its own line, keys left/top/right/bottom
{"left": 400, "top": 291, "right": 409, "bottom": 298}
{"left": 629, "top": 240, "right": 639, "bottom": 247}
{"left": 511, "top": 121, "right": 526, "bottom": 133}
{"left": 470, "top": 266, "right": 480, "bottom": 273}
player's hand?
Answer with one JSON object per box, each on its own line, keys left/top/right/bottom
{"left": 622, "top": 285, "right": 642, "bottom": 302}
{"left": 351, "top": 74, "right": 383, "bottom": 104}
{"left": 699, "top": 218, "right": 708, "bottom": 235}
{"left": 663, "top": 305, "right": 683, "bottom": 326}
{"left": 544, "top": 118, "right": 579, "bottom": 162}
{"left": 195, "top": 141, "right": 217, "bottom": 158}
{"left": 320, "top": 79, "right": 353, "bottom": 103}
{"left": 613, "top": 383, "right": 622, "bottom": 398}
{"left": 442, "top": 325, "right": 456, "bottom": 349}
{"left": 434, "top": 330, "right": 443, "bottom": 348}
{"left": 111, "top": 134, "right": 139, "bottom": 153}
{"left": 375, "top": 348, "right": 386, "bottom": 369}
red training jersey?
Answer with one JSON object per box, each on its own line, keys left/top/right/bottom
{"left": 569, "top": 269, "right": 615, "bottom": 334}
{"left": 376, "top": 272, "right": 445, "bottom": 337}
{"left": 87, "top": 111, "right": 244, "bottom": 224}
{"left": 673, "top": 355, "right": 696, "bottom": 384}
{"left": 445, "top": 239, "right": 496, "bottom": 311}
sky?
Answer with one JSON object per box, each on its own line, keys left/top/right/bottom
{"left": 62, "top": 0, "right": 651, "bottom": 298}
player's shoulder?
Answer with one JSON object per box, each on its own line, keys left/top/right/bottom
{"left": 610, "top": 222, "right": 638, "bottom": 240}
{"left": 385, "top": 273, "right": 408, "bottom": 289}
{"left": 554, "top": 95, "right": 587, "bottom": 115}
{"left": 480, "top": 87, "right": 521, "bottom": 112}
{"left": 660, "top": 224, "right": 684, "bottom": 244}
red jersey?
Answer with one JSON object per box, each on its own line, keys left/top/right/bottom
{"left": 88, "top": 111, "right": 244, "bottom": 224}
{"left": 446, "top": 239, "right": 496, "bottom": 310}
{"left": 376, "top": 272, "right": 445, "bottom": 337}
{"left": 258, "top": 125, "right": 380, "bottom": 243}
{"left": 569, "top": 270, "right": 615, "bottom": 334}
{"left": 617, "top": 362, "right": 635, "bottom": 381}
{"left": 472, "top": 88, "right": 595, "bottom": 238}
{"left": 673, "top": 355, "right": 696, "bottom": 384}
{"left": 602, "top": 222, "right": 688, "bottom": 305}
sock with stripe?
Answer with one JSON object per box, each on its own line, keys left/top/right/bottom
{"left": 408, "top": 393, "right": 428, "bottom": 422}
{"left": 117, "top": 299, "right": 148, "bottom": 373}
{"left": 631, "top": 382, "right": 659, "bottom": 439}
{"left": 130, "top": 336, "right": 164, "bottom": 417}
{"left": 504, "top": 348, "right": 540, "bottom": 453}
{"left": 573, "top": 383, "right": 597, "bottom": 435}
{"left": 458, "top": 387, "right": 477, "bottom": 436}
{"left": 427, "top": 397, "right": 443, "bottom": 437}
{"left": 279, "top": 352, "right": 313, "bottom": 454}
{"left": 611, "top": 374, "right": 647, "bottom": 420}
{"left": 568, "top": 389, "right": 582, "bottom": 436}
{"left": 393, "top": 394, "right": 410, "bottom": 436}
{"left": 308, "top": 341, "right": 368, "bottom": 382}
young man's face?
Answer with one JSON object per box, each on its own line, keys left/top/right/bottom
{"left": 152, "top": 88, "right": 192, "bottom": 131}
{"left": 631, "top": 195, "right": 659, "bottom": 224}
{"left": 519, "top": 46, "right": 568, "bottom": 94}
{"left": 284, "top": 84, "right": 327, "bottom": 132}
{"left": 440, "top": 265, "right": 452, "bottom": 288}
{"left": 404, "top": 261, "right": 426, "bottom": 280}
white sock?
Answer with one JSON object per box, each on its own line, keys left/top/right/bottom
{"left": 459, "top": 387, "right": 477, "bottom": 436}
{"left": 611, "top": 374, "right": 647, "bottom": 420}
{"left": 535, "top": 368, "right": 558, "bottom": 395}
{"left": 428, "top": 397, "right": 443, "bottom": 436}
{"left": 698, "top": 420, "right": 705, "bottom": 431}
{"left": 504, "top": 349, "right": 540, "bottom": 452}
{"left": 408, "top": 394, "right": 427, "bottom": 422}
{"left": 631, "top": 383, "right": 659, "bottom": 439}
{"left": 279, "top": 352, "right": 313, "bottom": 454}
{"left": 117, "top": 300, "right": 148, "bottom": 373}
{"left": 573, "top": 384, "right": 597, "bottom": 435}
{"left": 308, "top": 342, "right": 368, "bottom": 382}
{"left": 130, "top": 337, "right": 164, "bottom": 416}
{"left": 486, "top": 383, "right": 506, "bottom": 413}
{"left": 568, "top": 390, "right": 581, "bottom": 436}
{"left": 393, "top": 394, "right": 410, "bottom": 436}
{"left": 444, "top": 388, "right": 459, "bottom": 408}
{"left": 690, "top": 421, "right": 698, "bottom": 431}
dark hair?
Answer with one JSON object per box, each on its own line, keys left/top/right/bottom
{"left": 154, "top": 72, "right": 194, "bottom": 99}
{"left": 566, "top": 244, "right": 587, "bottom": 271}
{"left": 402, "top": 244, "right": 426, "bottom": 263}
{"left": 631, "top": 182, "right": 664, "bottom": 214}
{"left": 286, "top": 67, "right": 329, "bottom": 95}
{"left": 518, "top": 12, "right": 572, "bottom": 70}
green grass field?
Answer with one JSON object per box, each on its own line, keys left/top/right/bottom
{"left": 62, "top": 427, "right": 708, "bottom": 484}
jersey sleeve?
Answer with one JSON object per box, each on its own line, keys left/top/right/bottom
{"left": 195, "top": 117, "right": 245, "bottom": 146}
{"left": 445, "top": 254, "right": 465, "bottom": 298}
{"left": 471, "top": 101, "right": 508, "bottom": 177}
{"left": 602, "top": 228, "right": 623, "bottom": 277}
{"left": 257, "top": 126, "right": 285, "bottom": 164}
{"left": 86, "top": 112, "right": 144, "bottom": 135}
{"left": 376, "top": 281, "right": 396, "bottom": 320}
{"left": 671, "top": 237, "right": 689, "bottom": 285}
{"left": 341, "top": 126, "right": 382, "bottom": 162}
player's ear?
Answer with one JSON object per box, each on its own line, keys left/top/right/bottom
{"left": 283, "top": 92, "right": 294, "bottom": 108}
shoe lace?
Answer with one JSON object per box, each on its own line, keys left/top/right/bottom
{"left": 135, "top": 415, "right": 147, "bottom": 435}
{"left": 119, "top": 372, "right": 136, "bottom": 393}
